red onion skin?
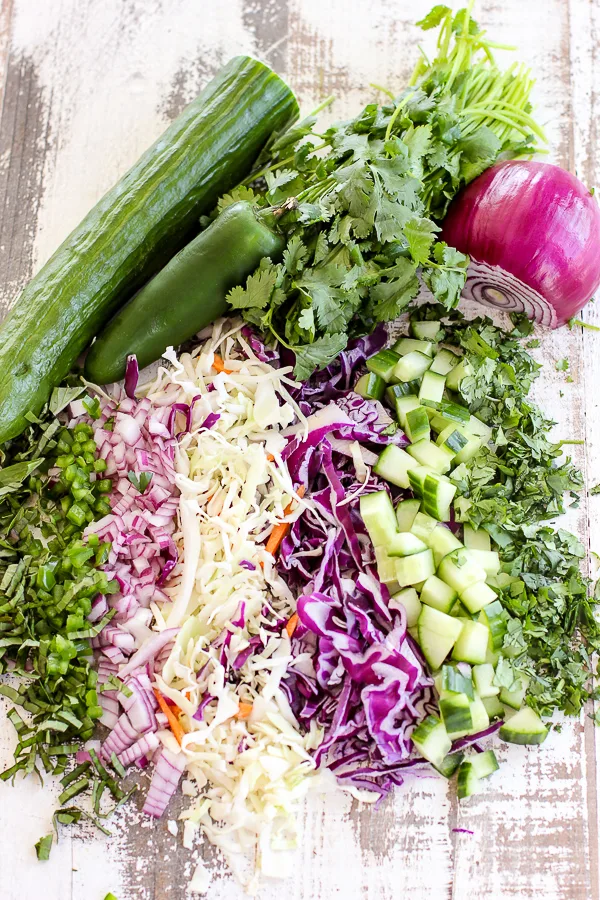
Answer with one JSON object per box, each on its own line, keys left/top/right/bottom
{"left": 442, "top": 160, "right": 600, "bottom": 324}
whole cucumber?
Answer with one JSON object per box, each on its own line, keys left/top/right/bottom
{"left": 0, "top": 56, "right": 298, "bottom": 442}
{"left": 85, "top": 202, "right": 284, "bottom": 383}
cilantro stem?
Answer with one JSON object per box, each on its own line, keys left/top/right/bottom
{"left": 570, "top": 318, "right": 600, "bottom": 332}
{"left": 384, "top": 92, "right": 415, "bottom": 143}
{"left": 370, "top": 82, "right": 396, "bottom": 102}
{"left": 556, "top": 439, "right": 585, "bottom": 447}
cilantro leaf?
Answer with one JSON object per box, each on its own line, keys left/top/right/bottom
{"left": 403, "top": 216, "right": 440, "bottom": 264}
{"left": 227, "top": 262, "right": 279, "bottom": 310}
{"left": 292, "top": 333, "right": 348, "bottom": 381}
{"left": 416, "top": 5, "right": 451, "bottom": 30}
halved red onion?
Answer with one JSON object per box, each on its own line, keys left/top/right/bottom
{"left": 442, "top": 160, "right": 600, "bottom": 325}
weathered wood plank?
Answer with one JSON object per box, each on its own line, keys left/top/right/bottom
{"left": 0, "top": 1, "right": 596, "bottom": 898}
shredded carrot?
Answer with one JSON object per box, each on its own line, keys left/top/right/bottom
{"left": 154, "top": 688, "right": 186, "bottom": 746}
{"left": 265, "top": 485, "right": 306, "bottom": 558}
{"left": 235, "top": 701, "right": 253, "bottom": 720}
{"left": 212, "top": 353, "right": 233, "bottom": 374}
{"left": 285, "top": 612, "right": 299, "bottom": 638}
{"left": 266, "top": 453, "right": 275, "bottom": 462}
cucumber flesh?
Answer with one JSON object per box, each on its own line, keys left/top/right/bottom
{"left": 473, "top": 663, "right": 500, "bottom": 698}
{"left": 452, "top": 618, "right": 489, "bottom": 665}
{"left": 420, "top": 574, "right": 457, "bottom": 614}
{"left": 460, "top": 581, "right": 497, "bottom": 615}
{"left": 499, "top": 706, "right": 548, "bottom": 745}
{"left": 457, "top": 761, "right": 481, "bottom": 799}
{"left": 390, "top": 587, "right": 421, "bottom": 627}
{"left": 392, "top": 337, "right": 435, "bottom": 357}
{"left": 395, "top": 395, "right": 421, "bottom": 429}
{"left": 411, "top": 715, "right": 452, "bottom": 768}
{"left": 374, "top": 445, "right": 416, "bottom": 490}
{"left": 463, "top": 525, "right": 491, "bottom": 552}
{"left": 393, "top": 351, "right": 433, "bottom": 382}
{"left": 387, "top": 532, "right": 428, "bottom": 557}
{"left": 411, "top": 321, "right": 443, "bottom": 342}
{"left": 407, "top": 440, "right": 454, "bottom": 475}
{"left": 411, "top": 511, "right": 439, "bottom": 543}
{"left": 469, "top": 695, "right": 490, "bottom": 733}
{"left": 466, "top": 549, "right": 500, "bottom": 577}
{"left": 355, "top": 372, "right": 385, "bottom": 402}
{"left": 419, "top": 371, "right": 446, "bottom": 406}
{"left": 430, "top": 347, "right": 460, "bottom": 376}
{"left": 499, "top": 673, "right": 529, "bottom": 710}
{"left": 374, "top": 547, "right": 399, "bottom": 585}
{"left": 434, "top": 750, "right": 464, "bottom": 778}
{"left": 366, "top": 349, "right": 401, "bottom": 381}
{"left": 396, "top": 550, "right": 435, "bottom": 587}
{"left": 417, "top": 604, "right": 463, "bottom": 669}
{"left": 479, "top": 599, "right": 508, "bottom": 651}
{"left": 470, "top": 749, "right": 499, "bottom": 780}
{"left": 427, "top": 524, "right": 463, "bottom": 567}
{"left": 405, "top": 407, "right": 431, "bottom": 443}
{"left": 441, "top": 663, "right": 474, "bottom": 698}
{"left": 482, "top": 694, "right": 505, "bottom": 720}
{"left": 440, "top": 692, "right": 473, "bottom": 738}
{"left": 360, "top": 491, "right": 397, "bottom": 546}
{"left": 438, "top": 549, "right": 487, "bottom": 594}
{"left": 446, "top": 358, "right": 473, "bottom": 392}
{"left": 396, "top": 498, "right": 421, "bottom": 532}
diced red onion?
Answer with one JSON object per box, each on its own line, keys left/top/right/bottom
{"left": 118, "top": 732, "right": 160, "bottom": 768}
{"left": 142, "top": 748, "right": 186, "bottom": 818}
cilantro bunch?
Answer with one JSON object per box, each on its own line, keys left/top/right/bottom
{"left": 224, "top": 4, "right": 544, "bottom": 379}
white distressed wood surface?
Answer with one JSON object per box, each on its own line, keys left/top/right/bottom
{"left": 0, "top": 1, "right": 598, "bottom": 897}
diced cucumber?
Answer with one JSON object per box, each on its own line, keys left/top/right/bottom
{"left": 471, "top": 749, "right": 499, "bottom": 780}
{"left": 359, "top": 491, "right": 397, "bottom": 546}
{"left": 388, "top": 532, "right": 428, "bottom": 557}
{"left": 396, "top": 498, "right": 421, "bottom": 532}
{"left": 418, "top": 470, "right": 457, "bottom": 521}
{"left": 420, "top": 574, "right": 457, "bottom": 614}
{"left": 440, "top": 692, "right": 473, "bottom": 738}
{"left": 452, "top": 618, "right": 489, "bottom": 665}
{"left": 407, "top": 439, "right": 453, "bottom": 475}
{"left": 482, "top": 695, "right": 505, "bottom": 720}
{"left": 499, "top": 673, "right": 529, "bottom": 710}
{"left": 390, "top": 587, "right": 421, "bottom": 628}
{"left": 374, "top": 547, "right": 399, "bottom": 585}
{"left": 411, "top": 321, "right": 443, "bottom": 342}
{"left": 434, "top": 750, "right": 464, "bottom": 778}
{"left": 433, "top": 399, "right": 470, "bottom": 424}
{"left": 366, "top": 349, "right": 401, "bottom": 382}
{"left": 405, "top": 407, "right": 431, "bottom": 443}
{"left": 411, "top": 511, "right": 439, "bottom": 542}
{"left": 430, "top": 414, "right": 454, "bottom": 434}
{"left": 385, "top": 381, "right": 420, "bottom": 408}
{"left": 394, "top": 394, "right": 421, "bottom": 428}
{"left": 446, "top": 358, "right": 474, "bottom": 391}
{"left": 374, "top": 445, "right": 417, "bottom": 490}
{"left": 499, "top": 706, "right": 548, "bottom": 745}
{"left": 450, "top": 598, "right": 471, "bottom": 618}
{"left": 441, "top": 663, "right": 474, "bottom": 698}
{"left": 438, "top": 549, "right": 487, "bottom": 594}
{"left": 417, "top": 604, "right": 463, "bottom": 669}
{"left": 393, "top": 351, "right": 432, "bottom": 382}
{"left": 436, "top": 425, "right": 468, "bottom": 458}
{"left": 467, "top": 415, "right": 492, "bottom": 442}
{"left": 430, "top": 347, "right": 460, "bottom": 376}
{"left": 460, "top": 581, "right": 497, "bottom": 615}
{"left": 408, "top": 464, "right": 429, "bottom": 496}
{"left": 411, "top": 715, "right": 452, "bottom": 768}
{"left": 478, "top": 599, "right": 507, "bottom": 651}
{"left": 395, "top": 549, "right": 435, "bottom": 587}
{"left": 457, "top": 761, "right": 481, "bottom": 798}
{"left": 469, "top": 695, "right": 490, "bottom": 733}
{"left": 463, "top": 525, "right": 491, "bottom": 552}
{"left": 392, "top": 337, "right": 436, "bottom": 358}
{"left": 473, "top": 663, "right": 500, "bottom": 698}
{"left": 485, "top": 639, "right": 500, "bottom": 668}
{"left": 354, "top": 372, "right": 385, "bottom": 402}
{"left": 457, "top": 750, "right": 498, "bottom": 798}
{"left": 453, "top": 432, "right": 483, "bottom": 464}
{"left": 419, "top": 371, "right": 446, "bottom": 407}
{"left": 427, "top": 524, "right": 463, "bottom": 567}
{"left": 466, "top": 549, "right": 500, "bottom": 577}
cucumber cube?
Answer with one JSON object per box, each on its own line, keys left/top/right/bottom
{"left": 499, "top": 706, "right": 548, "bottom": 745}
{"left": 446, "top": 358, "right": 474, "bottom": 391}
{"left": 359, "top": 491, "right": 397, "bottom": 546}
{"left": 433, "top": 751, "right": 465, "bottom": 778}
{"left": 405, "top": 407, "right": 431, "bottom": 443}
{"left": 389, "top": 587, "right": 421, "bottom": 627}
{"left": 396, "top": 498, "right": 421, "bottom": 532}
{"left": 478, "top": 599, "right": 507, "bottom": 651}
{"left": 440, "top": 692, "right": 473, "bottom": 739}
{"left": 469, "top": 695, "right": 490, "bottom": 733}
{"left": 411, "top": 321, "right": 443, "bottom": 342}
{"left": 387, "top": 532, "right": 428, "bottom": 557}
{"left": 354, "top": 372, "right": 385, "bottom": 402}
{"left": 395, "top": 549, "right": 435, "bottom": 587}
{"left": 482, "top": 695, "right": 505, "bottom": 720}
{"left": 499, "top": 673, "right": 530, "bottom": 710}
{"left": 411, "top": 511, "right": 438, "bottom": 542}
{"left": 463, "top": 525, "right": 491, "bottom": 552}
{"left": 392, "top": 337, "right": 435, "bottom": 357}
{"left": 407, "top": 439, "right": 454, "bottom": 475}
{"left": 417, "top": 604, "right": 463, "bottom": 669}
{"left": 374, "top": 547, "right": 399, "bottom": 585}
{"left": 393, "top": 351, "right": 432, "bottom": 382}
{"left": 460, "top": 581, "right": 497, "bottom": 614}
{"left": 438, "top": 549, "right": 487, "bottom": 594}
{"left": 411, "top": 715, "right": 451, "bottom": 768}
{"left": 427, "top": 524, "right": 463, "bottom": 567}
{"left": 473, "top": 663, "right": 500, "bottom": 698}
{"left": 466, "top": 548, "right": 500, "bottom": 577}
{"left": 420, "top": 574, "right": 457, "bottom": 614}
{"left": 374, "top": 445, "right": 416, "bottom": 490}
{"left": 366, "top": 349, "right": 401, "bottom": 382}
{"left": 394, "top": 394, "right": 421, "bottom": 428}
{"left": 419, "top": 371, "right": 446, "bottom": 407}
{"left": 430, "top": 347, "right": 460, "bottom": 376}
{"left": 441, "top": 663, "right": 474, "bottom": 698}
{"left": 452, "top": 618, "right": 489, "bottom": 665}
{"left": 436, "top": 425, "right": 469, "bottom": 458}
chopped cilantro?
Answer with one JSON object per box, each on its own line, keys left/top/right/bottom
{"left": 555, "top": 358, "right": 569, "bottom": 371}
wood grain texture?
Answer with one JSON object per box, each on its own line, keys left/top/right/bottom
{"left": 0, "top": 1, "right": 597, "bottom": 898}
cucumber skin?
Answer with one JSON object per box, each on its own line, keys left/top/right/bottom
{"left": 85, "top": 202, "right": 284, "bottom": 383}
{"left": 0, "top": 56, "right": 298, "bottom": 442}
